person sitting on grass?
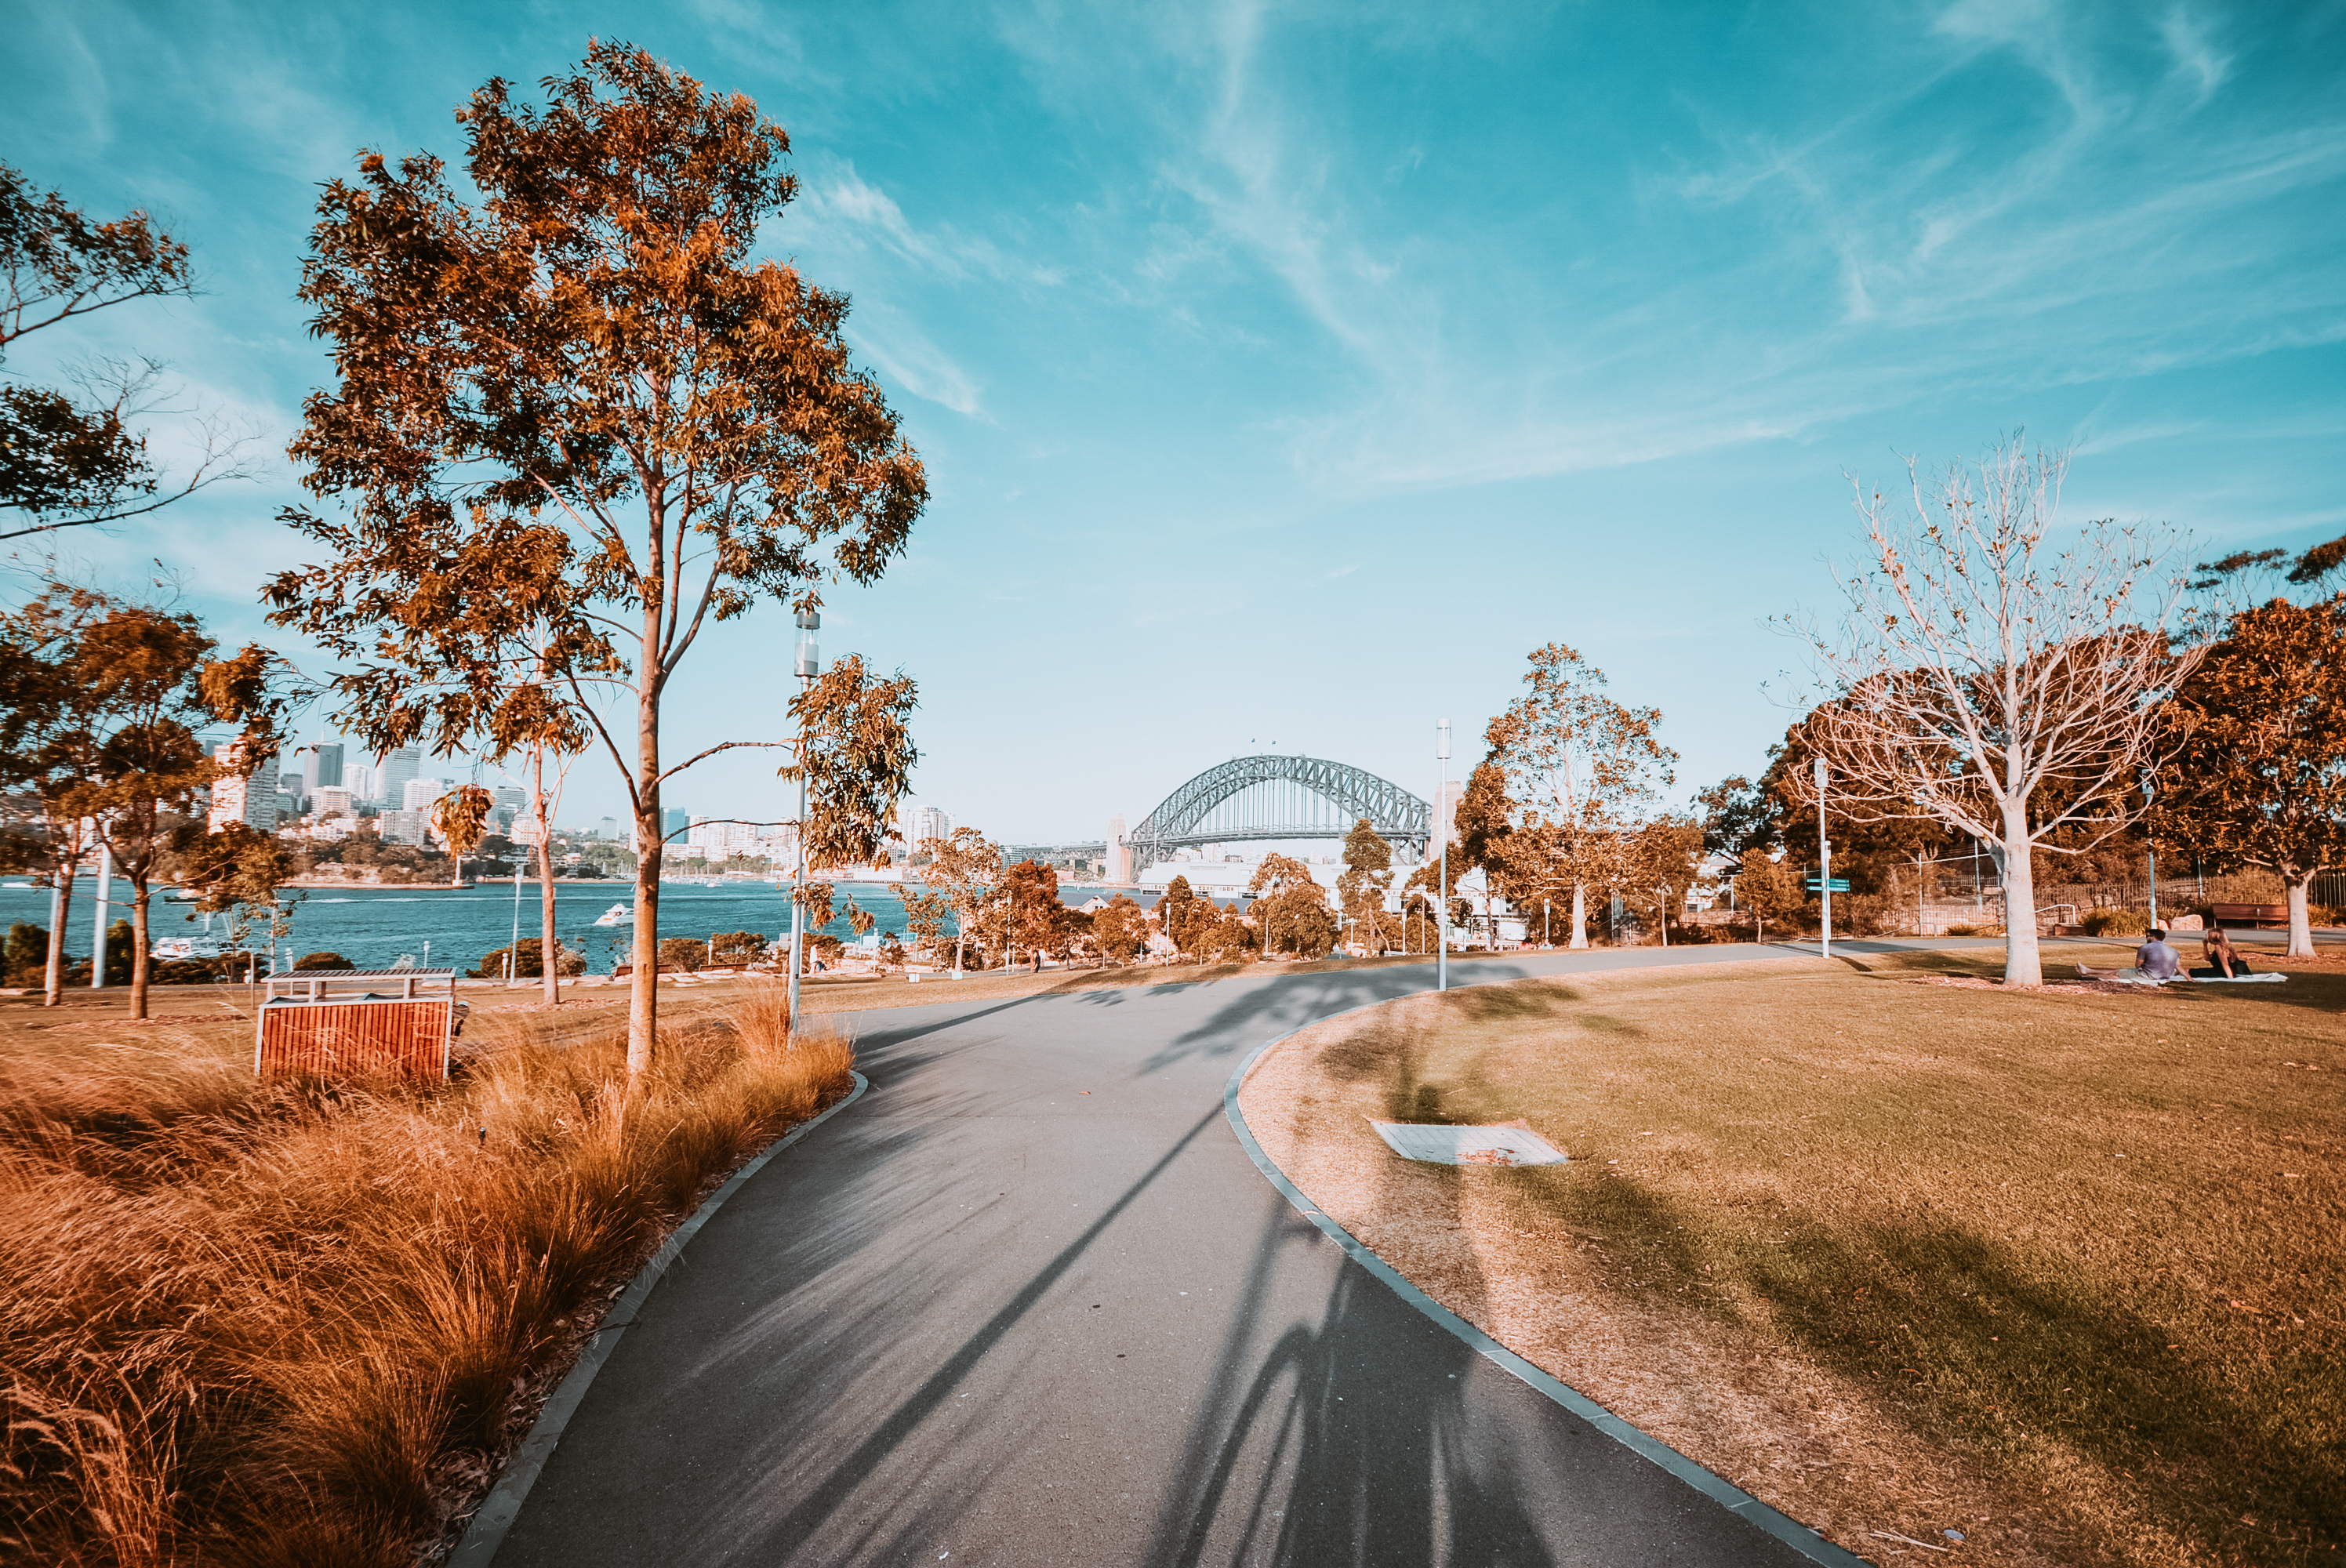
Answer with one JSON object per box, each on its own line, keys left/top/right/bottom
{"left": 2134, "top": 927, "right": 2187, "bottom": 982}
{"left": 2199, "top": 925, "right": 2253, "bottom": 978}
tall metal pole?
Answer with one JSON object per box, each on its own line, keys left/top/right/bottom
{"left": 91, "top": 840, "right": 112, "bottom": 989}
{"left": 788, "top": 610, "right": 819, "bottom": 1036}
{"left": 1436, "top": 719, "right": 1451, "bottom": 993}
{"left": 1814, "top": 756, "right": 1831, "bottom": 962}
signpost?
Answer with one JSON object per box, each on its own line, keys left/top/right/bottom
{"left": 1806, "top": 878, "right": 1851, "bottom": 892}
{"left": 1814, "top": 757, "right": 1832, "bottom": 961}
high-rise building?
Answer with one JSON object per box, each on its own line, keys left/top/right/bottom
{"left": 345, "top": 763, "right": 377, "bottom": 805}
{"left": 1106, "top": 815, "right": 1131, "bottom": 883}
{"left": 310, "top": 742, "right": 345, "bottom": 789}
{"left": 279, "top": 756, "right": 303, "bottom": 800}
{"left": 382, "top": 746, "right": 423, "bottom": 806}
{"left": 402, "top": 776, "right": 448, "bottom": 811}
{"left": 663, "top": 806, "right": 689, "bottom": 842}
{"left": 314, "top": 786, "right": 354, "bottom": 818}
{"left": 597, "top": 815, "right": 619, "bottom": 841}
{"left": 207, "top": 743, "right": 281, "bottom": 832}
{"left": 493, "top": 787, "right": 525, "bottom": 811}
{"left": 905, "top": 804, "right": 952, "bottom": 848}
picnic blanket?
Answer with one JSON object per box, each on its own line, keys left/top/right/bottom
{"left": 2075, "top": 964, "right": 2286, "bottom": 986}
{"left": 1368, "top": 1118, "right": 1568, "bottom": 1167}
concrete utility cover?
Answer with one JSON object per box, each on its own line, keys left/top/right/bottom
{"left": 1371, "top": 1118, "right": 1567, "bottom": 1167}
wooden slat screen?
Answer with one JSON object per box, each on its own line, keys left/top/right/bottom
{"left": 256, "top": 1000, "right": 452, "bottom": 1081}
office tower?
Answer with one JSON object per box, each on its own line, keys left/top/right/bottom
{"left": 597, "top": 815, "right": 619, "bottom": 840}
{"left": 663, "top": 806, "right": 688, "bottom": 840}
{"left": 344, "top": 763, "right": 377, "bottom": 805}
{"left": 280, "top": 756, "right": 303, "bottom": 799}
{"left": 493, "top": 787, "right": 525, "bottom": 811}
{"left": 906, "top": 804, "right": 951, "bottom": 846}
{"left": 207, "top": 744, "right": 281, "bottom": 831}
{"left": 402, "top": 776, "right": 448, "bottom": 811}
{"left": 311, "top": 742, "right": 345, "bottom": 788}
{"left": 382, "top": 746, "right": 423, "bottom": 805}
{"left": 314, "top": 786, "right": 354, "bottom": 818}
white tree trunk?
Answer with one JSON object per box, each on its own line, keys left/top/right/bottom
{"left": 1999, "top": 801, "right": 2043, "bottom": 987}
{"left": 1569, "top": 881, "right": 1589, "bottom": 949}
{"left": 2285, "top": 877, "right": 2314, "bottom": 958}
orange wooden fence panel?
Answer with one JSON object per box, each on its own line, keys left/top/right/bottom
{"left": 256, "top": 999, "right": 452, "bottom": 1080}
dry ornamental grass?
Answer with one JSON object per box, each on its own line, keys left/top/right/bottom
{"left": 0, "top": 982, "right": 852, "bottom": 1567}
{"left": 1240, "top": 948, "right": 2344, "bottom": 1567}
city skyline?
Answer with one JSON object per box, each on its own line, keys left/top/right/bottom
{"left": 5, "top": 2, "right": 2341, "bottom": 843}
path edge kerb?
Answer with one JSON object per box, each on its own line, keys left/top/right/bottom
{"left": 450, "top": 1069, "right": 871, "bottom": 1568}
{"left": 1222, "top": 1005, "right": 1873, "bottom": 1568}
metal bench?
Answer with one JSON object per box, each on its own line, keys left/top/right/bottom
{"left": 254, "top": 968, "right": 465, "bottom": 1081}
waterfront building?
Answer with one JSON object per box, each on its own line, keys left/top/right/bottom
{"left": 379, "top": 809, "right": 430, "bottom": 848}
{"left": 905, "top": 804, "right": 951, "bottom": 847}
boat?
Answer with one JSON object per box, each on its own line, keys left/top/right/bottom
{"left": 152, "top": 936, "right": 228, "bottom": 961}
{"left": 594, "top": 902, "right": 632, "bottom": 927}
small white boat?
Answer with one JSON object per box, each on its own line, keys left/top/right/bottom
{"left": 152, "top": 936, "right": 227, "bottom": 961}
{"left": 594, "top": 902, "right": 632, "bottom": 927}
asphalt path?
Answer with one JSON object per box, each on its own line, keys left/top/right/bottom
{"left": 491, "top": 940, "right": 1989, "bottom": 1566}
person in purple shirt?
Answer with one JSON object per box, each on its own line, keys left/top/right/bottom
{"left": 2134, "top": 928, "right": 2186, "bottom": 982}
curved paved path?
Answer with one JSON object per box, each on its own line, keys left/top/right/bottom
{"left": 492, "top": 942, "right": 1972, "bottom": 1566}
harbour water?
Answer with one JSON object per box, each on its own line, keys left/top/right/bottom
{"left": 0, "top": 878, "right": 1125, "bottom": 976}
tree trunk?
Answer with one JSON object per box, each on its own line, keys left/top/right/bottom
{"left": 43, "top": 854, "right": 78, "bottom": 1007}
{"left": 128, "top": 876, "right": 151, "bottom": 1018}
{"left": 2284, "top": 874, "right": 2314, "bottom": 958}
{"left": 533, "top": 747, "right": 559, "bottom": 1006}
{"left": 628, "top": 673, "right": 661, "bottom": 1076}
{"left": 1569, "top": 881, "right": 1589, "bottom": 949}
{"left": 1999, "top": 803, "right": 2043, "bottom": 987}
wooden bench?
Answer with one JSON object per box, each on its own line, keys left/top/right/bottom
{"left": 2210, "top": 902, "right": 2288, "bottom": 929}
{"left": 254, "top": 967, "right": 463, "bottom": 1081}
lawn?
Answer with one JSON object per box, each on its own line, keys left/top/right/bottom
{"left": 1238, "top": 946, "right": 2343, "bottom": 1567}
{"left": 0, "top": 982, "right": 852, "bottom": 1567}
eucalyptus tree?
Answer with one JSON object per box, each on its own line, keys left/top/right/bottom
{"left": 267, "top": 43, "right": 925, "bottom": 1072}
{"left": 1486, "top": 643, "right": 1678, "bottom": 948}
{"left": 2152, "top": 595, "right": 2346, "bottom": 956}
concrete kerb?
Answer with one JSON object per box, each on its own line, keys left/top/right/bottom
{"left": 1222, "top": 996, "right": 1875, "bottom": 1568}
{"left": 449, "top": 1070, "right": 871, "bottom": 1568}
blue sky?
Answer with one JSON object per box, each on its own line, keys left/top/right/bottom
{"left": 5, "top": 0, "right": 2342, "bottom": 843}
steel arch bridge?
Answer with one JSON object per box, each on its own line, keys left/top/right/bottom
{"left": 1127, "top": 754, "right": 1430, "bottom": 868}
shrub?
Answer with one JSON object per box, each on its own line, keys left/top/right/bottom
{"left": 471, "top": 938, "right": 586, "bottom": 979}
{"left": 2082, "top": 907, "right": 2151, "bottom": 937}
{"left": 5, "top": 921, "right": 49, "bottom": 985}
{"left": 294, "top": 950, "right": 353, "bottom": 971}
{"left": 706, "top": 931, "right": 768, "bottom": 967}
{"left": 655, "top": 936, "right": 709, "bottom": 973}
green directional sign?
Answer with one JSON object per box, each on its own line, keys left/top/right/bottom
{"left": 1805, "top": 878, "right": 1851, "bottom": 892}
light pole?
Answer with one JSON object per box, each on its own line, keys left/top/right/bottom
{"left": 1815, "top": 756, "right": 1832, "bottom": 962}
{"left": 1543, "top": 897, "right": 1550, "bottom": 948}
{"left": 1436, "top": 718, "right": 1451, "bottom": 993}
{"left": 788, "top": 609, "right": 819, "bottom": 1036}
{"left": 2141, "top": 770, "right": 2158, "bottom": 931}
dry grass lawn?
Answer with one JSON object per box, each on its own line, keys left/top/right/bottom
{"left": 0, "top": 981, "right": 853, "bottom": 1567}
{"left": 1238, "top": 946, "right": 2343, "bottom": 1567}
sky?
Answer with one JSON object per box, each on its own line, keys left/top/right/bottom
{"left": 4, "top": 0, "right": 2343, "bottom": 844}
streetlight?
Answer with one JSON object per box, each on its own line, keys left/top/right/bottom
{"left": 2141, "top": 770, "right": 2159, "bottom": 931}
{"left": 788, "top": 609, "right": 819, "bottom": 1033}
{"left": 1542, "top": 897, "right": 1550, "bottom": 949}
{"left": 1436, "top": 719, "right": 1451, "bottom": 993}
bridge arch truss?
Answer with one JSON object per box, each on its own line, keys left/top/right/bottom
{"left": 1128, "top": 754, "right": 1430, "bottom": 868}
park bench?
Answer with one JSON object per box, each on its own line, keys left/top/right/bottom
{"left": 254, "top": 967, "right": 465, "bottom": 1081}
{"left": 2210, "top": 902, "right": 2288, "bottom": 929}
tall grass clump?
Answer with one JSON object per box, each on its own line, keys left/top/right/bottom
{"left": 0, "top": 991, "right": 852, "bottom": 1566}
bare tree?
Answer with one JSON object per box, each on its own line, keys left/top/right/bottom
{"left": 1794, "top": 440, "right": 2199, "bottom": 986}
